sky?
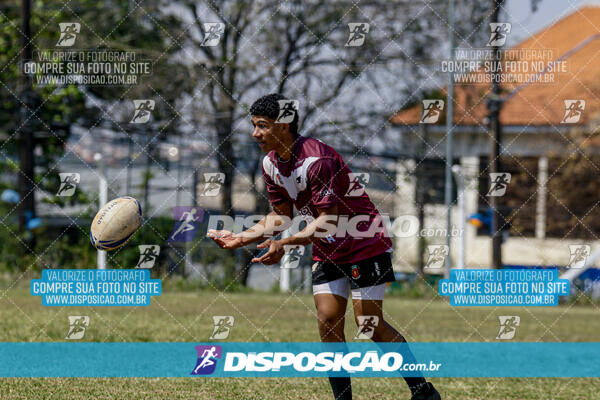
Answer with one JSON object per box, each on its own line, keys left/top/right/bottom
{"left": 505, "top": 0, "right": 600, "bottom": 44}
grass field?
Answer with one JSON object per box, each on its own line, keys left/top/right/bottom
{"left": 1, "top": 285, "right": 599, "bottom": 399}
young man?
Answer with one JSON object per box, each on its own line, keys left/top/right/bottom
{"left": 208, "top": 93, "right": 441, "bottom": 400}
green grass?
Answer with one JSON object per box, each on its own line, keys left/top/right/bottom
{"left": 1, "top": 286, "right": 599, "bottom": 399}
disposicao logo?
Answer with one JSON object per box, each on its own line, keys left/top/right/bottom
{"left": 188, "top": 344, "right": 444, "bottom": 376}
{"left": 191, "top": 345, "right": 222, "bottom": 375}
{"left": 223, "top": 351, "right": 405, "bottom": 373}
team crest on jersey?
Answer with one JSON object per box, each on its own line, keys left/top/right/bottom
{"left": 351, "top": 265, "right": 360, "bottom": 279}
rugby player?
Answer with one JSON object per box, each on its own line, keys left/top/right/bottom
{"left": 208, "top": 93, "right": 441, "bottom": 400}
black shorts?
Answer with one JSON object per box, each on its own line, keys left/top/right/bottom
{"left": 312, "top": 251, "right": 396, "bottom": 289}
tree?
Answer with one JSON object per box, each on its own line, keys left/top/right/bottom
{"left": 1, "top": 1, "right": 89, "bottom": 250}
{"left": 0, "top": 0, "right": 192, "bottom": 265}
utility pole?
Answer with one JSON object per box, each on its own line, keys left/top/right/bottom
{"left": 487, "top": 0, "right": 504, "bottom": 269}
{"left": 126, "top": 133, "right": 133, "bottom": 194}
{"left": 452, "top": 165, "right": 465, "bottom": 269}
{"left": 18, "top": 0, "right": 36, "bottom": 235}
{"left": 444, "top": 0, "right": 455, "bottom": 279}
{"left": 94, "top": 153, "right": 107, "bottom": 270}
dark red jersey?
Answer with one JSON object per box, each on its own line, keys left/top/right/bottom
{"left": 262, "top": 136, "right": 392, "bottom": 263}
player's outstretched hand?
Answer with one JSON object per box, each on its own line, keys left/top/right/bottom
{"left": 207, "top": 229, "right": 244, "bottom": 249}
{"left": 251, "top": 239, "right": 285, "bottom": 265}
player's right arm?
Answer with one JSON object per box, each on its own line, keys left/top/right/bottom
{"left": 207, "top": 201, "right": 293, "bottom": 249}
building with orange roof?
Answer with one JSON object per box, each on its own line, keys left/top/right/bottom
{"left": 393, "top": 6, "right": 599, "bottom": 152}
{"left": 390, "top": 7, "right": 600, "bottom": 271}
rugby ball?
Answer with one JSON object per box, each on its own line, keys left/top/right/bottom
{"left": 90, "top": 196, "right": 142, "bottom": 250}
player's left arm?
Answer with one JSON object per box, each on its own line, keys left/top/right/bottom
{"left": 250, "top": 205, "right": 338, "bottom": 265}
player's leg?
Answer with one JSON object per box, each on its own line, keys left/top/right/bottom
{"left": 351, "top": 293, "right": 441, "bottom": 400}
{"left": 314, "top": 291, "right": 347, "bottom": 342}
{"left": 313, "top": 277, "right": 352, "bottom": 400}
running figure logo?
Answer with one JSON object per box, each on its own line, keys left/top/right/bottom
{"left": 425, "top": 245, "right": 449, "bottom": 269}
{"left": 487, "top": 22, "right": 511, "bottom": 47}
{"left": 130, "top": 100, "right": 155, "bottom": 124}
{"left": 201, "top": 23, "right": 225, "bottom": 47}
{"left": 496, "top": 315, "right": 520, "bottom": 340}
{"left": 345, "top": 173, "right": 369, "bottom": 197}
{"left": 561, "top": 100, "right": 586, "bottom": 124}
{"left": 354, "top": 315, "right": 379, "bottom": 339}
{"left": 191, "top": 345, "right": 222, "bottom": 375}
{"left": 136, "top": 245, "right": 160, "bottom": 268}
{"left": 65, "top": 316, "right": 89, "bottom": 340}
{"left": 282, "top": 245, "right": 305, "bottom": 269}
{"left": 275, "top": 100, "right": 299, "bottom": 124}
{"left": 56, "top": 23, "right": 80, "bottom": 47}
{"left": 168, "top": 207, "right": 204, "bottom": 242}
{"left": 57, "top": 173, "right": 80, "bottom": 197}
{"left": 420, "top": 100, "right": 445, "bottom": 124}
{"left": 201, "top": 173, "right": 225, "bottom": 197}
{"left": 210, "top": 316, "right": 234, "bottom": 340}
{"left": 487, "top": 172, "right": 511, "bottom": 197}
{"left": 345, "top": 23, "right": 370, "bottom": 47}
{"left": 567, "top": 245, "right": 590, "bottom": 269}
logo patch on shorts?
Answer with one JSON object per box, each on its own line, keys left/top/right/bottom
{"left": 351, "top": 265, "right": 360, "bottom": 279}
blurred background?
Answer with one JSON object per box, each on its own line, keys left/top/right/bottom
{"left": 1, "top": 0, "right": 599, "bottom": 301}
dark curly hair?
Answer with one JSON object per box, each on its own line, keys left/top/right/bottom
{"left": 249, "top": 93, "right": 299, "bottom": 135}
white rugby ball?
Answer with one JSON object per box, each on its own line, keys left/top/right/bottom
{"left": 90, "top": 196, "right": 142, "bottom": 251}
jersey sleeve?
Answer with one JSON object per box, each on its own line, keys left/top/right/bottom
{"left": 262, "top": 164, "right": 288, "bottom": 206}
{"left": 307, "top": 157, "right": 343, "bottom": 209}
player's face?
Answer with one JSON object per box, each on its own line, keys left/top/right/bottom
{"left": 251, "top": 115, "right": 285, "bottom": 153}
